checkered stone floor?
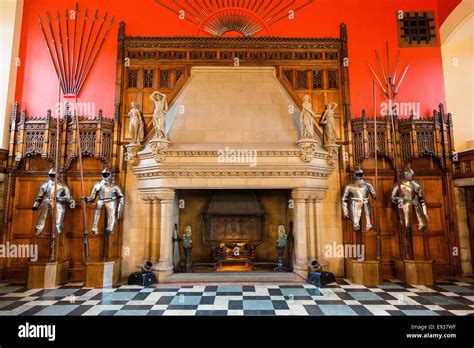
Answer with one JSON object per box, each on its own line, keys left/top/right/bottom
{"left": 0, "top": 279, "right": 473, "bottom": 316}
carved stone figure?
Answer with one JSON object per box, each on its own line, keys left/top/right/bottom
{"left": 150, "top": 91, "right": 169, "bottom": 139}
{"left": 342, "top": 168, "right": 377, "bottom": 232}
{"left": 299, "top": 95, "right": 317, "bottom": 140}
{"left": 276, "top": 225, "right": 288, "bottom": 248}
{"left": 84, "top": 168, "right": 125, "bottom": 235}
{"left": 320, "top": 102, "right": 338, "bottom": 145}
{"left": 32, "top": 169, "right": 75, "bottom": 235}
{"left": 182, "top": 226, "right": 192, "bottom": 249}
{"left": 128, "top": 101, "right": 144, "bottom": 145}
{"left": 391, "top": 168, "right": 429, "bottom": 231}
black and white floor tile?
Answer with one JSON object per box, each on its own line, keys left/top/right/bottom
{"left": 0, "top": 279, "right": 473, "bottom": 316}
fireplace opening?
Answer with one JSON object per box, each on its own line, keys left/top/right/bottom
{"left": 177, "top": 189, "right": 292, "bottom": 272}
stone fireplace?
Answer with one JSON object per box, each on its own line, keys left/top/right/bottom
{"left": 122, "top": 67, "right": 343, "bottom": 281}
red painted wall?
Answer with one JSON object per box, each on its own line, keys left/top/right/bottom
{"left": 16, "top": 0, "right": 448, "bottom": 117}
{"left": 438, "top": 0, "right": 461, "bottom": 25}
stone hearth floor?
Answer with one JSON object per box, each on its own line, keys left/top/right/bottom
{"left": 0, "top": 278, "right": 473, "bottom": 316}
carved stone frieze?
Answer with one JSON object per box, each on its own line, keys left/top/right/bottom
{"left": 137, "top": 169, "right": 329, "bottom": 179}
{"left": 140, "top": 189, "right": 175, "bottom": 203}
{"left": 291, "top": 188, "right": 326, "bottom": 201}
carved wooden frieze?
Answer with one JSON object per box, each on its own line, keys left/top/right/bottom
{"left": 8, "top": 102, "right": 118, "bottom": 170}
{"left": 349, "top": 104, "right": 454, "bottom": 169}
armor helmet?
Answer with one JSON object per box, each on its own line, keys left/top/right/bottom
{"left": 402, "top": 168, "right": 414, "bottom": 181}
{"left": 354, "top": 168, "right": 364, "bottom": 178}
{"left": 101, "top": 168, "right": 112, "bottom": 180}
{"left": 48, "top": 168, "right": 56, "bottom": 179}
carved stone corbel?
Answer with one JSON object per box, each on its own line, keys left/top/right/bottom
{"left": 149, "top": 138, "right": 171, "bottom": 163}
{"left": 124, "top": 144, "right": 142, "bottom": 166}
{"left": 296, "top": 139, "right": 318, "bottom": 163}
{"left": 324, "top": 144, "right": 340, "bottom": 166}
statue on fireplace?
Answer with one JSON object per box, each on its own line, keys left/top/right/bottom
{"left": 320, "top": 102, "right": 338, "bottom": 145}
{"left": 299, "top": 95, "right": 317, "bottom": 140}
{"left": 342, "top": 168, "right": 377, "bottom": 235}
{"left": 150, "top": 91, "right": 169, "bottom": 139}
{"left": 32, "top": 169, "right": 75, "bottom": 235}
{"left": 84, "top": 168, "right": 125, "bottom": 235}
{"left": 128, "top": 101, "right": 144, "bottom": 145}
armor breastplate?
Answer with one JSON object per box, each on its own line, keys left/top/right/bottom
{"left": 399, "top": 180, "right": 414, "bottom": 201}
{"left": 44, "top": 180, "right": 66, "bottom": 200}
{"left": 348, "top": 181, "right": 370, "bottom": 200}
{"left": 98, "top": 181, "right": 118, "bottom": 200}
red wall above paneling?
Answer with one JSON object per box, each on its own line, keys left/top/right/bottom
{"left": 438, "top": 0, "right": 462, "bottom": 25}
{"left": 16, "top": 0, "right": 448, "bottom": 118}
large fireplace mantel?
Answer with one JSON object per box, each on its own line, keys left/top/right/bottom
{"left": 128, "top": 67, "right": 338, "bottom": 280}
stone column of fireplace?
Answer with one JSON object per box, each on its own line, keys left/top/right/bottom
{"left": 292, "top": 189, "right": 310, "bottom": 277}
{"left": 155, "top": 189, "right": 176, "bottom": 277}
{"left": 139, "top": 194, "right": 155, "bottom": 262}
{"left": 151, "top": 198, "right": 160, "bottom": 263}
{"left": 144, "top": 197, "right": 153, "bottom": 260}
{"left": 307, "top": 197, "right": 316, "bottom": 261}
{"left": 313, "top": 192, "right": 328, "bottom": 268}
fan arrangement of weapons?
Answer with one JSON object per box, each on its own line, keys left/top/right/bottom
{"left": 155, "top": 0, "right": 314, "bottom": 36}
{"left": 37, "top": 3, "right": 115, "bottom": 261}
{"left": 367, "top": 43, "right": 412, "bottom": 259}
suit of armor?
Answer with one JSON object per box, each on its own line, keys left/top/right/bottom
{"left": 391, "top": 168, "right": 429, "bottom": 231}
{"left": 342, "top": 169, "right": 377, "bottom": 231}
{"left": 85, "top": 169, "right": 124, "bottom": 234}
{"left": 32, "top": 169, "right": 75, "bottom": 235}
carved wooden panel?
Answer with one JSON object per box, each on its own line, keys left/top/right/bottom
{"left": 347, "top": 168, "right": 458, "bottom": 278}
{"left": 3, "top": 105, "right": 122, "bottom": 281}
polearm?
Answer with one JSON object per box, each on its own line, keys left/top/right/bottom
{"left": 75, "top": 10, "right": 106, "bottom": 94}
{"left": 388, "top": 78, "right": 411, "bottom": 259}
{"left": 155, "top": 1, "right": 199, "bottom": 25}
{"left": 76, "top": 16, "right": 115, "bottom": 94}
{"left": 73, "top": 7, "right": 87, "bottom": 89}
{"left": 45, "top": 13, "right": 67, "bottom": 93}
{"left": 56, "top": 11, "right": 68, "bottom": 95}
{"left": 51, "top": 84, "right": 62, "bottom": 262}
{"left": 74, "top": 95, "right": 90, "bottom": 260}
{"left": 38, "top": 16, "right": 65, "bottom": 89}
{"left": 70, "top": 3, "right": 79, "bottom": 94}
{"left": 65, "top": 9, "right": 71, "bottom": 94}
{"left": 388, "top": 97, "right": 409, "bottom": 259}
{"left": 373, "top": 80, "right": 381, "bottom": 260}
{"left": 75, "top": 9, "right": 98, "bottom": 94}
{"left": 368, "top": 43, "right": 411, "bottom": 260}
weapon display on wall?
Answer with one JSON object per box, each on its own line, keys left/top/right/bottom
{"left": 155, "top": 0, "right": 314, "bottom": 36}
{"left": 38, "top": 3, "right": 115, "bottom": 260}
{"left": 367, "top": 43, "right": 412, "bottom": 259}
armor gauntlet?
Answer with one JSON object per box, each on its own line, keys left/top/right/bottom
{"left": 32, "top": 199, "right": 42, "bottom": 211}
